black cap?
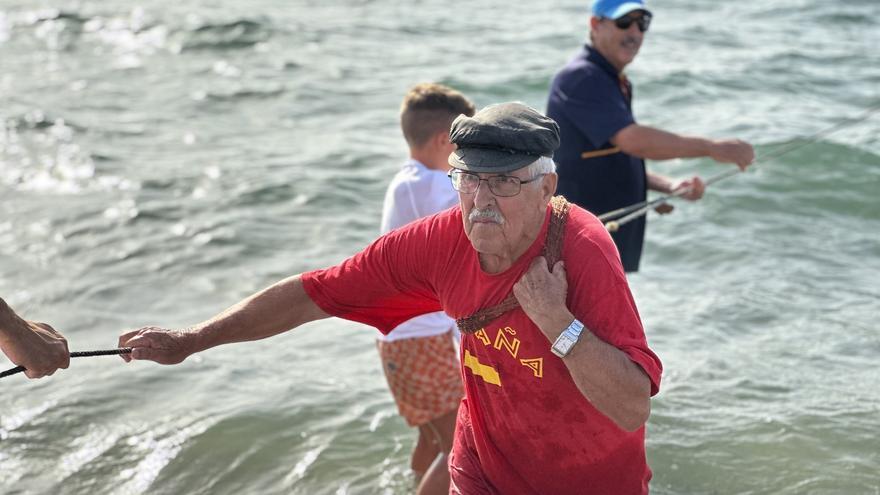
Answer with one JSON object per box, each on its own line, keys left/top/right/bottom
{"left": 448, "top": 102, "right": 560, "bottom": 173}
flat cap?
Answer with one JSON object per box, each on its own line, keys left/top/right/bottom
{"left": 448, "top": 102, "right": 560, "bottom": 173}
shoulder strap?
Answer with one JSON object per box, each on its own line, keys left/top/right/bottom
{"left": 456, "top": 196, "right": 571, "bottom": 334}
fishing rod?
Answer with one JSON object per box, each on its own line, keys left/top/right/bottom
{"left": 0, "top": 348, "right": 132, "bottom": 379}
{"left": 601, "top": 102, "right": 880, "bottom": 232}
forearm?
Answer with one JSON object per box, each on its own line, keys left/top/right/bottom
{"left": 0, "top": 297, "right": 22, "bottom": 345}
{"left": 0, "top": 298, "right": 10, "bottom": 337}
{"left": 538, "top": 308, "right": 651, "bottom": 431}
{"left": 646, "top": 170, "right": 675, "bottom": 193}
{"left": 562, "top": 330, "right": 652, "bottom": 431}
{"left": 613, "top": 124, "right": 712, "bottom": 161}
{"left": 189, "top": 274, "right": 329, "bottom": 353}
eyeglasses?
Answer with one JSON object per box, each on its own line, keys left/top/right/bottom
{"left": 448, "top": 169, "right": 546, "bottom": 197}
{"left": 610, "top": 13, "right": 651, "bottom": 33}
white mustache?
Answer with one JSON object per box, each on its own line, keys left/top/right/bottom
{"left": 469, "top": 207, "right": 505, "bottom": 225}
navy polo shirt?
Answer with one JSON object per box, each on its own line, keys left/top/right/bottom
{"left": 547, "top": 45, "right": 647, "bottom": 273}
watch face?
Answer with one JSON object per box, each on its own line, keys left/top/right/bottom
{"left": 553, "top": 334, "right": 576, "bottom": 355}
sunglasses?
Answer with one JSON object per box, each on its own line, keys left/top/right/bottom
{"left": 610, "top": 13, "right": 652, "bottom": 33}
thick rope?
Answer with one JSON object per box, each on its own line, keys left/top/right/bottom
{"left": 0, "top": 348, "right": 132, "bottom": 379}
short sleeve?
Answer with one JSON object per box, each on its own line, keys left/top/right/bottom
{"left": 563, "top": 211, "right": 662, "bottom": 395}
{"left": 302, "top": 221, "right": 443, "bottom": 334}
{"left": 580, "top": 282, "right": 662, "bottom": 396}
{"left": 555, "top": 69, "right": 635, "bottom": 148}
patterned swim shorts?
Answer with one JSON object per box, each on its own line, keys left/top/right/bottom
{"left": 376, "top": 331, "right": 464, "bottom": 426}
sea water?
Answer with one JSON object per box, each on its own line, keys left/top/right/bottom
{"left": 1, "top": 1, "right": 878, "bottom": 493}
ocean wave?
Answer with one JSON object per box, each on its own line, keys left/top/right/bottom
{"left": 175, "top": 19, "right": 273, "bottom": 52}
{"left": 193, "top": 84, "right": 286, "bottom": 103}
{"left": 0, "top": 114, "right": 137, "bottom": 194}
{"left": 6, "top": 8, "right": 273, "bottom": 56}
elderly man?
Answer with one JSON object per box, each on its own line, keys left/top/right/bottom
{"left": 547, "top": 0, "right": 754, "bottom": 272}
{"left": 119, "top": 102, "right": 662, "bottom": 494}
{"left": 0, "top": 297, "right": 70, "bottom": 378}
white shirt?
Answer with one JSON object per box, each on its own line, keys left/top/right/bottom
{"left": 378, "top": 159, "right": 459, "bottom": 342}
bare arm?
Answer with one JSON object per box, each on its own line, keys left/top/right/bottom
{"left": 612, "top": 123, "right": 754, "bottom": 169}
{"left": 118, "top": 274, "right": 330, "bottom": 364}
{"left": 0, "top": 297, "right": 70, "bottom": 378}
{"left": 512, "top": 258, "right": 651, "bottom": 431}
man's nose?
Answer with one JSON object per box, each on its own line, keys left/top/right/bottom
{"left": 626, "top": 22, "right": 642, "bottom": 37}
{"left": 473, "top": 178, "right": 495, "bottom": 208}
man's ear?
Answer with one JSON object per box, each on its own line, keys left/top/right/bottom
{"left": 541, "top": 173, "right": 558, "bottom": 201}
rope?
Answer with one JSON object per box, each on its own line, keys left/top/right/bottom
{"left": 600, "top": 102, "right": 880, "bottom": 231}
{"left": 0, "top": 348, "right": 132, "bottom": 379}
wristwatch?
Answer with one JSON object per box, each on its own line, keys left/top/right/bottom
{"left": 551, "top": 319, "right": 585, "bottom": 358}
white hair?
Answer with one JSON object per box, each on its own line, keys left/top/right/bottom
{"left": 524, "top": 155, "right": 557, "bottom": 177}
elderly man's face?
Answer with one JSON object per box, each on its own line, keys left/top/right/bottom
{"left": 458, "top": 167, "right": 557, "bottom": 272}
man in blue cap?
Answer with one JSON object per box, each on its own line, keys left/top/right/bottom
{"left": 547, "top": 0, "right": 755, "bottom": 272}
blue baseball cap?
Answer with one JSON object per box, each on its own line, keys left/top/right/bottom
{"left": 592, "top": 0, "right": 651, "bottom": 19}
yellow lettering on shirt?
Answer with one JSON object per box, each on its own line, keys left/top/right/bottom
{"left": 474, "top": 328, "right": 491, "bottom": 346}
{"left": 493, "top": 327, "right": 520, "bottom": 358}
{"left": 520, "top": 358, "right": 544, "bottom": 378}
{"left": 463, "top": 349, "right": 501, "bottom": 387}
{"left": 463, "top": 325, "right": 544, "bottom": 381}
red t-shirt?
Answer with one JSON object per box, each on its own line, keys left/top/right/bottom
{"left": 303, "top": 203, "right": 662, "bottom": 494}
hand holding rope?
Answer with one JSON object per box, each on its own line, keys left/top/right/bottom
{"left": 600, "top": 102, "right": 880, "bottom": 232}
{"left": 0, "top": 348, "right": 133, "bottom": 379}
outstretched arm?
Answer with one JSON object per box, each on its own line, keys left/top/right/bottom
{"left": 613, "top": 123, "right": 754, "bottom": 170}
{"left": 119, "top": 274, "right": 329, "bottom": 364}
{"left": 0, "top": 297, "right": 70, "bottom": 378}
